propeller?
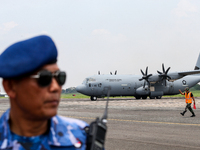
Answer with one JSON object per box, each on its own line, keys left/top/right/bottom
{"left": 139, "top": 67, "right": 152, "bottom": 88}
{"left": 98, "top": 71, "right": 100, "bottom": 75}
{"left": 157, "top": 63, "right": 171, "bottom": 86}
{"left": 110, "top": 70, "right": 117, "bottom": 75}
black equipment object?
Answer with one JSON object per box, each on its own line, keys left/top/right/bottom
{"left": 86, "top": 87, "right": 110, "bottom": 150}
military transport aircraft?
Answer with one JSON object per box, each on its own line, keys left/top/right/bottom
{"left": 76, "top": 53, "right": 200, "bottom": 101}
{"left": 0, "top": 88, "right": 8, "bottom": 97}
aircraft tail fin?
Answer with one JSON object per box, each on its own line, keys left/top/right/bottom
{"left": 194, "top": 53, "right": 200, "bottom": 70}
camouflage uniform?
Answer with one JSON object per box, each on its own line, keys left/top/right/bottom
{"left": 0, "top": 109, "right": 88, "bottom": 150}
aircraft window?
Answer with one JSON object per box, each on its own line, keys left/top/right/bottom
{"left": 89, "top": 83, "right": 91, "bottom": 87}
{"left": 94, "top": 85, "right": 97, "bottom": 87}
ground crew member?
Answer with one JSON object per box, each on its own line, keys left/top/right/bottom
{"left": 0, "top": 35, "right": 88, "bottom": 149}
{"left": 179, "top": 87, "right": 196, "bottom": 117}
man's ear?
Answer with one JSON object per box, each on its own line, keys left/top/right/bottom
{"left": 3, "top": 79, "right": 17, "bottom": 99}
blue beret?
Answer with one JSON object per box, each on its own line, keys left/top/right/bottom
{"left": 0, "top": 35, "right": 58, "bottom": 78}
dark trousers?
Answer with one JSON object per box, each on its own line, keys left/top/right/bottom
{"left": 184, "top": 103, "right": 195, "bottom": 115}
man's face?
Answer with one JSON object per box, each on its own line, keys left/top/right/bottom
{"left": 12, "top": 63, "right": 63, "bottom": 120}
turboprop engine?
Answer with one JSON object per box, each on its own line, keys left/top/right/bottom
{"left": 136, "top": 86, "right": 150, "bottom": 95}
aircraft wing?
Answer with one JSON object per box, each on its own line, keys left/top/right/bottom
{"left": 178, "top": 70, "right": 200, "bottom": 76}
{"left": 167, "top": 70, "right": 200, "bottom": 81}
{"left": 141, "top": 64, "right": 200, "bottom": 84}
{"left": 149, "top": 70, "right": 200, "bottom": 83}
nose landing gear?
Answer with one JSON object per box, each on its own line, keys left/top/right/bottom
{"left": 90, "top": 96, "right": 97, "bottom": 101}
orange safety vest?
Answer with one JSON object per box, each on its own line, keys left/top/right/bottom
{"left": 185, "top": 92, "right": 193, "bottom": 103}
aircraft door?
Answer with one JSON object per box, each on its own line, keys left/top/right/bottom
{"left": 168, "top": 82, "right": 174, "bottom": 94}
{"left": 102, "top": 86, "right": 110, "bottom": 96}
{"left": 88, "top": 83, "right": 97, "bottom": 95}
{"left": 90, "top": 85, "right": 96, "bottom": 95}
{"left": 133, "top": 82, "right": 137, "bottom": 93}
{"left": 128, "top": 83, "right": 131, "bottom": 91}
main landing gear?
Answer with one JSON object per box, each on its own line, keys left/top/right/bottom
{"left": 149, "top": 96, "right": 162, "bottom": 99}
{"left": 135, "top": 96, "right": 162, "bottom": 99}
{"left": 135, "top": 96, "right": 148, "bottom": 99}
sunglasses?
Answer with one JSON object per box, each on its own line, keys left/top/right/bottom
{"left": 31, "top": 70, "right": 66, "bottom": 87}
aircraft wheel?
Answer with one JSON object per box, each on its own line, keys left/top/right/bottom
{"left": 156, "top": 96, "right": 162, "bottom": 99}
{"left": 90, "top": 96, "right": 97, "bottom": 101}
{"left": 135, "top": 96, "right": 141, "bottom": 99}
{"left": 142, "top": 96, "right": 147, "bottom": 99}
{"left": 149, "top": 96, "right": 155, "bottom": 99}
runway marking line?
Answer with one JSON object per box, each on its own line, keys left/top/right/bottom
{"left": 0, "top": 110, "right": 199, "bottom": 127}
{"left": 64, "top": 116, "right": 200, "bottom": 127}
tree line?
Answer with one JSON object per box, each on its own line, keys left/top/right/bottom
{"left": 62, "top": 87, "right": 77, "bottom": 93}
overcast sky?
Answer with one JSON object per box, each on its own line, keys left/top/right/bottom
{"left": 0, "top": 0, "right": 200, "bottom": 90}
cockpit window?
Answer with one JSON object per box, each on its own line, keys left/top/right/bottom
{"left": 82, "top": 78, "right": 96, "bottom": 84}
{"left": 82, "top": 78, "right": 89, "bottom": 84}
{"left": 82, "top": 78, "right": 96, "bottom": 85}
{"left": 82, "top": 79, "right": 86, "bottom": 84}
{"left": 88, "top": 78, "right": 96, "bottom": 82}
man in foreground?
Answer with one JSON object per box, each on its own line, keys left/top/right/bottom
{"left": 0, "top": 35, "right": 88, "bottom": 149}
{"left": 179, "top": 87, "right": 196, "bottom": 117}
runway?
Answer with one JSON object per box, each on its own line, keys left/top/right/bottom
{"left": 0, "top": 97, "right": 200, "bottom": 150}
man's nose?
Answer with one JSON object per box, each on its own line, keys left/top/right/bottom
{"left": 49, "top": 78, "right": 61, "bottom": 92}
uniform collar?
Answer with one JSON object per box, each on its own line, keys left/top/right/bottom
{"left": 0, "top": 109, "right": 87, "bottom": 149}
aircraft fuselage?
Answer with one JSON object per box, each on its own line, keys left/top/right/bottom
{"left": 76, "top": 74, "right": 200, "bottom": 100}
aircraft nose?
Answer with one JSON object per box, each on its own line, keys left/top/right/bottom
{"left": 76, "top": 85, "right": 86, "bottom": 94}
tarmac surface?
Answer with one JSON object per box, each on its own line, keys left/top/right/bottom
{"left": 0, "top": 97, "right": 200, "bottom": 150}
